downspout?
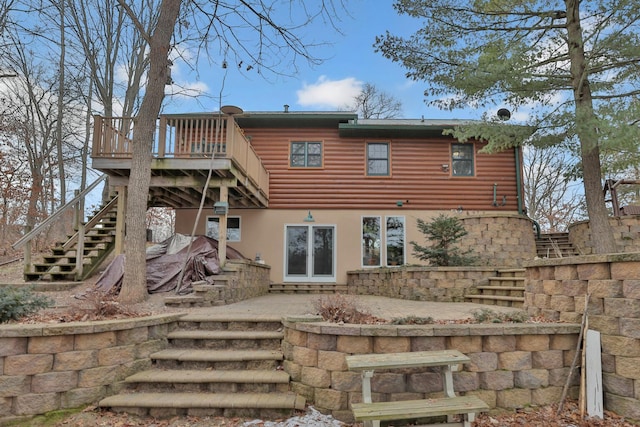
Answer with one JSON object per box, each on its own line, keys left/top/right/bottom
{"left": 515, "top": 146, "right": 524, "bottom": 215}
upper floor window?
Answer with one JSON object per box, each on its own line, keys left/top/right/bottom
{"left": 452, "top": 143, "right": 474, "bottom": 176}
{"left": 367, "top": 142, "right": 389, "bottom": 176}
{"left": 290, "top": 141, "right": 322, "bottom": 167}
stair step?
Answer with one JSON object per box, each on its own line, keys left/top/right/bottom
{"left": 476, "top": 286, "right": 524, "bottom": 292}
{"left": 153, "top": 349, "right": 283, "bottom": 362}
{"left": 168, "top": 330, "right": 284, "bottom": 340}
{"left": 99, "top": 392, "right": 305, "bottom": 415}
{"left": 127, "top": 369, "right": 290, "bottom": 385}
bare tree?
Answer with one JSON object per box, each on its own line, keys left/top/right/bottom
{"left": 349, "top": 83, "right": 403, "bottom": 119}
{"left": 523, "top": 145, "right": 584, "bottom": 232}
{"left": 116, "top": 0, "right": 348, "bottom": 302}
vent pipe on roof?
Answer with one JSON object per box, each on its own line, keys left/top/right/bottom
{"left": 284, "top": 104, "right": 289, "bottom": 113}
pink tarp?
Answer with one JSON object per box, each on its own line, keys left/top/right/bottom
{"left": 95, "top": 234, "right": 246, "bottom": 295}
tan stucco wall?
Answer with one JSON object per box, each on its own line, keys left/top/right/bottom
{"left": 175, "top": 209, "right": 536, "bottom": 284}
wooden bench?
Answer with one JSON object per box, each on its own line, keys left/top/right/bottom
{"left": 346, "top": 350, "right": 489, "bottom": 427}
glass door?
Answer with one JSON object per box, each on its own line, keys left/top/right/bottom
{"left": 285, "top": 225, "right": 335, "bottom": 282}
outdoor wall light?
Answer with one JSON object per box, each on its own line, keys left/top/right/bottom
{"left": 303, "top": 210, "right": 315, "bottom": 222}
{"left": 442, "top": 164, "right": 450, "bottom": 172}
{"left": 213, "top": 201, "right": 229, "bottom": 215}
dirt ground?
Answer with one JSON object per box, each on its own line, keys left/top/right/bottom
{"left": 1, "top": 258, "right": 639, "bottom": 427}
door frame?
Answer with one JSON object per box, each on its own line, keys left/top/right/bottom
{"left": 283, "top": 223, "right": 337, "bottom": 283}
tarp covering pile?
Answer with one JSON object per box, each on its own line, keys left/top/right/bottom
{"left": 95, "top": 234, "right": 246, "bottom": 295}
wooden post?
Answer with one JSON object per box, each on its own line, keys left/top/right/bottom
{"left": 75, "top": 223, "right": 85, "bottom": 280}
{"left": 114, "top": 186, "right": 127, "bottom": 255}
{"left": 218, "top": 186, "right": 228, "bottom": 268}
{"left": 23, "top": 225, "right": 32, "bottom": 275}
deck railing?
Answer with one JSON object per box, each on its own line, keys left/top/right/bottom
{"left": 92, "top": 114, "right": 269, "bottom": 196}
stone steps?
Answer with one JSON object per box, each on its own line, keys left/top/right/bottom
{"left": 269, "top": 282, "right": 348, "bottom": 294}
{"left": 464, "top": 269, "right": 526, "bottom": 308}
{"left": 98, "top": 315, "right": 303, "bottom": 418}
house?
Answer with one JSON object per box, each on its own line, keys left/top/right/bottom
{"left": 91, "top": 107, "right": 532, "bottom": 286}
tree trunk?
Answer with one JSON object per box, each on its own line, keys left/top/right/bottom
{"left": 118, "top": 0, "right": 181, "bottom": 303}
{"left": 565, "top": 0, "right": 617, "bottom": 254}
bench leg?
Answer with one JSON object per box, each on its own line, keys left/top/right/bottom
{"left": 361, "top": 371, "right": 380, "bottom": 427}
{"left": 463, "top": 412, "right": 475, "bottom": 427}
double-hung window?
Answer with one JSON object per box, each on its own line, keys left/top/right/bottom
{"left": 451, "top": 143, "right": 474, "bottom": 176}
{"left": 290, "top": 141, "right": 322, "bottom": 167}
{"left": 366, "top": 142, "right": 390, "bottom": 176}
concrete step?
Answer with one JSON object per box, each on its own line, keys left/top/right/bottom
{"left": 166, "top": 330, "right": 284, "bottom": 350}
{"left": 176, "top": 314, "right": 283, "bottom": 331}
{"left": 465, "top": 294, "right": 524, "bottom": 308}
{"left": 125, "top": 369, "right": 291, "bottom": 393}
{"left": 99, "top": 391, "right": 305, "bottom": 419}
{"left": 151, "top": 349, "right": 283, "bottom": 370}
{"left": 269, "top": 283, "right": 348, "bottom": 294}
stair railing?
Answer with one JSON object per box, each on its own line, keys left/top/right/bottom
{"left": 12, "top": 174, "right": 108, "bottom": 275}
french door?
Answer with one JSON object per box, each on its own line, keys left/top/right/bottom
{"left": 285, "top": 225, "right": 335, "bottom": 282}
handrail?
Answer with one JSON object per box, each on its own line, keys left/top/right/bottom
{"left": 12, "top": 175, "right": 108, "bottom": 249}
{"left": 62, "top": 195, "right": 119, "bottom": 251}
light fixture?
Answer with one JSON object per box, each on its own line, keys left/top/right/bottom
{"left": 303, "top": 210, "right": 315, "bottom": 222}
{"left": 213, "top": 201, "right": 229, "bottom": 215}
{"left": 442, "top": 164, "right": 450, "bottom": 172}
{"left": 396, "top": 200, "right": 403, "bottom": 207}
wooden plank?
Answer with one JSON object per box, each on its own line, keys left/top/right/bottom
{"left": 351, "top": 395, "right": 488, "bottom": 421}
{"left": 586, "top": 329, "right": 603, "bottom": 419}
{"left": 346, "top": 350, "right": 469, "bottom": 371}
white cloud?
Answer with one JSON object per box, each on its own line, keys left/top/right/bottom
{"left": 296, "top": 76, "right": 362, "bottom": 109}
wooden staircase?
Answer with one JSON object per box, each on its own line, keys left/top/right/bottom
{"left": 99, "top": 314, "right": 304, "bottom": 418}
{"left": 24, "top": 196, "right": 119, "bottom": 282}
{"left": 535, "top": 232, "right": 580, "bottom": 259}
{"left": 465, "top": 268, "right": 525, "bottom": 308}
{"left": 269, "top": 283, "right": 348, "bottom": 294}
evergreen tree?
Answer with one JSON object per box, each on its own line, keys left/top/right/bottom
{"left": 411, "top": 214, "right": 477, "bottom": 266}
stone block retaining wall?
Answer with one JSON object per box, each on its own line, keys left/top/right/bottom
{"left": 347, "top": 267, "right": 498, "bottom": 302}
{"left": 0, "top": 314, "right": 182, "bottom": 425}
{"left": 525, "top": 254, "right": 640, "bottom": 421}
{"left": 281, "top": 317, "right": 580, "bottom": 424}
{"left": 569, "top": 217, "right": 640, "bottom": 255}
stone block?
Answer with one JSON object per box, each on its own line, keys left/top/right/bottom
{"left": 116, "top": 327, "right": 149, "bottom": 345}
{"left": 306, "top": 333, "right": 337, "bottom": 351}
{"left": 74, "top": 331, "right": 117, "bottom": 351}
{"left": 61, "top": 385, "right": 106, "bottom": 409}
{"left": 532, "top": 350, "right": 564, "bottom": 369}
{"left": 0, "top": 337, "right": 27, "bottom": 357}
{"left": 28, "top": 335, "right": 74, "bottom": 354}
{"left": 514, "top": 369, "right": 548, "bottom": 388}
{"left": 331, "top": 371, "right": 361, "bottom": 392}
{"left": 373, "top": 337, "right": 410, "bottom": 353}
{"left": 561, "top": 280, "right": 588, "bottom": 296}
{"left": 549, "top": 295, "right": 575, "bottom": 312}
{"left": 516, "top": 335, "right": 549, "bottom": 351}
{"left": 411, "top": 336, "right": 446, "bottom": 351}
{"left": 620, "top": 318, "right": 640, "bottom": 339}
{"left": 616, "top": 356, "right": 640, "bottom": 380}
{"left": 52, "top": 350, "right": 98, "bottom": 372}
{"left": 622, "top": 280, "right": 640, "bottom": 298}
{"left": 13, "top": 392, "right": 60, "bottom": 415}
{"left": 602, "top": 373, "right": 634, "bottom": 397}
{"left": 559, "top": 312, "right": 583, "bottom": 323}
{"left": 496, "top": 388, "right": 532, "bottom": 409}
{"left": 550, "top": 334, "right": 578, "bottom": 351}
{"left": 466, "top": 389, "right": 496, "bottom": 408}
{"left": 407, "top": 371, "right": 443, "bottom": 394}
{"left": 0, "top": 375, "right": 29, "bottom": 397}
{"left": 336, "top": 336, "right": 372, "bottom": 354}
{"left": 98, "top": 345, "right": 136, "bottom": 366}
{"left": 315, "top": 388, "right": 347, "bottom": 411}
{"left": 601, "top": 335, "right": 640, "bottom": 357}
{"left": 588, "top": 280, "right": 623, "bottom": 298}
{"left": 576, "top": 263, "right": 610, "bottom": 280}
{"left": 317, "top": 350, "right": 346, "bottom": 371}
{"left": 611, "top": 261, "right": 640, "bottom": 280}
{"left": 448, "top": 336, "right": 482, "bottom": 353}
{"left": 483, "top": 335, "right": 516, "bottom": 352}
{"left": 498, "top": 351, "right": 532, "bottom": 371}
{"left": 282, "top": 360, "right": 301, "bottom": 382}
{"left": 479, "top": 370, "right": 513, "bottom": 390}
{"left": 467, "top": 352, "right": 498, "bottom": 372}
{"left": 452, "top": 371, "right": 479, "bottom": 392}
{"left": 531, "top": 386, "right": 562, "bottom": 405}
{"left": 285, "top": 328, "right": 307, "bottom": 347}
{"left": 371, "top": 372, "right": 406, "bottom": 393}
{"left": 601, "top": 353, "right": 616, "bottom": 373}
{"left": 4, "top": 354, "right": 53, "bottom": 376}
{"left": 554, "top": 265, "right": 578, "bottom": 280}
{"left": 292, "top": 346, "right": 318, "bottom": 367}
{"left": 31, "top": 371, "right": 78, "bottom": 393}
{"left": 301, "top": 366, "right": 330, "bottom": 388}
{"left": 290, "top": 381, "right": 315, "bottom": 401}
{"left": 605, "top": 392, "right": 640, "bottom": 420}
{"left": 604, "top": 298, "right": 640, "bottom": 318}
{"left": 77, "top": 365, "right": 118, "bottom": 387}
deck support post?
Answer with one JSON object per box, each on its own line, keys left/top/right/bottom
{"left": 218, "top": 186, "right": 228, "bottom": 267}
{"left": 115, "top": 186, "right": 126, "bottom": 255}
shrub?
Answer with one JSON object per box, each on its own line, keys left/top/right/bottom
{"left": 0, "top": 286, "right": 52, "bottom": 323}
{"left": 410, "top": 214, "right": 478, "bottom": 266}
{"left": 72, "top": 289, "right": 139, "bottom": 320}
{"left": 472, "top": 308, "right": 529, "bottom": 323}
{"left": 389, "top": 315, "right": 434, "bottom": 325}
{"left": 313, "top": 294, "right": 384, "bottom": 324}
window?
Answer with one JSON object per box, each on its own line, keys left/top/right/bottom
{"left": 452, "top": 143, "right": 474, "bottom": 176}
{"left": 361, "top": 216, "right": 405, "bottom": 267}
{"left": 367, "top": 142, "right": 389, "bottom": 176}
{"left": 206, "top": 216, "right": 241, "bottom": 242}
{"left": 290, "top": 141, "right": 322, "bottom": 167}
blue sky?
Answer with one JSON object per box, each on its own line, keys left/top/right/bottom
{"left": 163, "top": 0, "right": 484, "bottom": 120}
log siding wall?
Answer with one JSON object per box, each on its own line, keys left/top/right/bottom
{"left": 246, "top": 127, "right": 518, "bottom": 211}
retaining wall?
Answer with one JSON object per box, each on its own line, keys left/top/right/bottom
{"left": 525, "top": 253, "right": 640, "bottom": 420}
{"left": 569, "top": 216, "right": 640, "bottom": 255}
{"left": 281, "top": 316, "right": 580, "bottom": 423}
